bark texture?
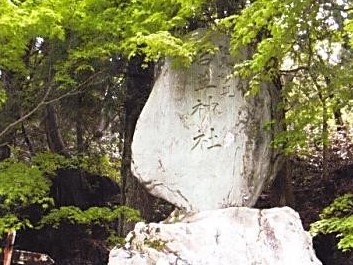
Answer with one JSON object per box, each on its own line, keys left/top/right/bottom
{"left": 121, "top": 56, "right": 168, "bottom": 235}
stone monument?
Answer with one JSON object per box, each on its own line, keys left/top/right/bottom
{"left": 108, "top": 31, "right": 322, "bottom": 265}
{"left": 131, "top": 32, "right": 280, "bottom": 211}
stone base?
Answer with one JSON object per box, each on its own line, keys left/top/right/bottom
{"left": 108, "top": 207, "right": 321, "bottom": 265}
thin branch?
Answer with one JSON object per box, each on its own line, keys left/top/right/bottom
{"left": 43, "top": 70, "right": 104, "bottom": 105}
{"left": 0, "top": 85, "right": 52, "bottom": 139}
{"left": 43, "top": 69, "right": 106, "bottom": 104}
{"left": 280, "top": 66, "right": 309, "bottom": 73}
{"left": 0, "top": 69, "right": 107, "bottom": 139}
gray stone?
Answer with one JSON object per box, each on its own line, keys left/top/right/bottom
{"left": 131, "top": 32, "right": 280, "bottom": 211}
{"left": 108, "top": 207, "right": 322, "bottom": 265}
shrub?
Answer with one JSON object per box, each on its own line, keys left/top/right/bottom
{"left": 310, "top": 193, "right": 353, "bottom": 251}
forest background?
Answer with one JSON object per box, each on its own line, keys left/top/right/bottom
{"left": 1, "top": 0, "right": 353, "bottom": 264}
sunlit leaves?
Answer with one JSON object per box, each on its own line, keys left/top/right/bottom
{"left": 39, "top": 205, "right": 141, "bottom": 229}
{"left": 0, "top": 160, "right": 52, "bottom": 235}
{"left": 0, "top": 150, "right": 124, "bottom": 236}
{"left": 31, "top": 151, "right": 69, "bottom": 175}
{"left": 0, "top": 214, "right": 30, "bottom": 236}
{"left": 0, "top": 0, "right": 207, "bottom": 75}
{"left": 220, "top": 0, "right": 353, "bottom": 157}
{"left": 0, "top": 1, "right": 65, "bottom": 72}
{"left": 225, "top": 0, "right": 311, "bottom": 75}
{"left": 124, "top": 31, "right": 196, "bottom": 66}
{"left": 0, "top": 87, "right": 7, "bottom": 108}
{"left": 310, "top": 194, "right": 353, "bottom": 251}
{"left": 0, "top": 161, "right": 51, "bottom": 208}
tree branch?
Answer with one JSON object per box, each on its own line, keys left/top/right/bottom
{"left": 0, "top": 85, "right": 52, "bottom": 139}
{"left": 280, "top": 66, "right": 309, "bottom": 73}
{"left": 0, "top": 69, "right": 107, "bottom": 140}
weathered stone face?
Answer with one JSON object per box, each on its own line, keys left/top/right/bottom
{"left": 131, "top": 32, "right": 280, "bottom": 211}
{"left": 108, "top": 207, "right": 322, "bottom": 265}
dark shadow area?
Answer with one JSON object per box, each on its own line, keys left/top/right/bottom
{"left": 51, "top": 168, "right": 121, "bottom": 209}
{"left": 15, "top": 168, "right": 121, "bottom": 265}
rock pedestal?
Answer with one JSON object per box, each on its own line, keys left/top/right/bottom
{"left": 109, "top": 207, "right": 322, "bottom": 265}
{"left": 131, "top": 32, "right": 280, "bottom": 211}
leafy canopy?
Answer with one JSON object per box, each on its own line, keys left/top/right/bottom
{"left": 0, "top": 0, "right": 207, "bottom": 76}
{"left": 219, "top": 0, "right": 353, "bottom": 154}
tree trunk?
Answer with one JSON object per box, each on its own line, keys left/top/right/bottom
{"left": 322, "top": 99, "right": 329, "bottom": 182}
{"left": 120, "top": 56, "right": 159, "bottom": 235}
{"left": 21, "top": 122, "right": 34, "bottom": 155}
{"left": 333, "top": 108, "right": 344, "bottom": 131}
{"left": 272, "top": 158, "right": 295, "bottom": 207}
{"left": 45, "top": 104, "right": 67, "bottom": 155}
{"left": 271, "top": 74, "right": 295, "bottom": 207}
{"left": 76, "top": 96, "right": 85, "bottom": 153}
{"left": 330, "top": 95, "right": 345, "bottom": 133}
{"left": 3, "top": 231, "right": 16, "bottom": 265}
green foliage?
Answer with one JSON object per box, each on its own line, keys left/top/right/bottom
{"left": 76, "top": 154, "right": 121, "bottom": 181}
{"left": 0, "top": 0, "right": 208, "bottom": 111}
{"left": 39, "top": 205, "right": 141, "bottom": 229}
{"left": 39, "top": 205, "right": 141, "bottom": 247}
{"left": 0, "top": 160, "right": 52, "bottom": 236}
{"left": 31, "top": 151, "right": 120, "bottom": 180}
{"left": 0, "top": 87, "right": 6, "bottom": 108}
{"left": 220, "top": 0, "right": 300, "bottom": 78}
{"left": 0, "top": 154, "right": 132, "bottom": 245}
{"left": 106, "top": 232, "right": 125, "bottom": 247}
{"left": 0, "top": 214, "right": 31, "bottom": 235}
{"left": 145, "top": 238, "right": 167, "bottom": 250}
{"left": 0, "top": 0, "right": 212, "bottom": 159}
{"left": 31, "top": 151, "right": 70, "bottom": 175}
{"left": 216, "top": 0, "right": 353, "bottom": 156}
{"left": 0, "top": 160, "right": 52, "bottom": 209}
{"left": 310, "top": 194, "right": 353, "bottom": 251}
{"left": 0, "top": 0, "right": 65, "bottom": 72}
{"left": 125, "top": 31, "right": 195, "bottom": 66}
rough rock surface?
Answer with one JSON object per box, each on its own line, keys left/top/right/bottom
{"left": 108, "top": 207, "right": 322, "bottom": 265}
{"left": 131, "top": 32, "right": 281, "bottom": 211}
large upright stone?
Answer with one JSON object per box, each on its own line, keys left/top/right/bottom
{"left": 131, "top": 32, "right": 280, "bottom": 211}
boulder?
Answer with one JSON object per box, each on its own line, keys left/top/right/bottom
{"left": 108, "top": 207, "right": 322, "bottom": 265}
{"left": 131, "top": 31, "right": 281, "bottom": 211}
